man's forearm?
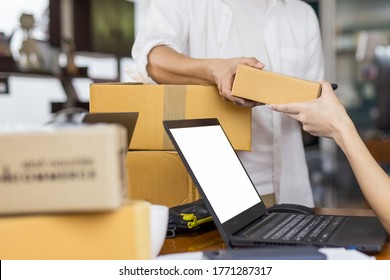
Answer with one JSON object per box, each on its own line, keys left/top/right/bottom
{"left": 146, "top": 45, "right": 263, "bottom": 107}
{"left": 147, "top": 45, "right": 213, "bottom": 84}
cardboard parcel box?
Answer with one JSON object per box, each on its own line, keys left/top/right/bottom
{"left": 232, "top": 64, "right": 321, "bottom": 104}
{"left": 126, "top": 151, "right": 200, "bottom": 207}
{"left": 90, "top": 83, "right": 251, "bottom": 151}
{"left": 0, "top": 201, "right": 150, "bottom": 260}
{"left": 0, "top": 124, "right": 128, "bottom": 215}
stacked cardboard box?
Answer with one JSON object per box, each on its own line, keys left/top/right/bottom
{"left": 125, "top": 151, "right": 200, "bottom": 207}
{"left": 0, "top": 125, "right": 151, "bottom": 259}
{"left": 0, "top": 125, "right": 128, "bottom": 214}
{"left": 90, "top": 83, "right": 252, "bottom": 207}
{"left": 0, "top": 200, "right": 150, "bottom": 260}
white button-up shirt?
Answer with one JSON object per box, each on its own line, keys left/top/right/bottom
{"left": 131, "top": 0, "right": 325, "bottom": 207}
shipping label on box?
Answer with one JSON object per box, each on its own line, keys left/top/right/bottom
{"left": 0, "top": 124, "right": 128, "bottom": 215}
{"left": 90, "top": 83, "right": 251, "bottom": 151}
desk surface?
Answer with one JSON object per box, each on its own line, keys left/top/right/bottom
{"left": 160, "top": 208, "right": 390, "bottom": 260}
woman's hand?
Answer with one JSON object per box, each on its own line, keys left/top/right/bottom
{"left": 269, "top": 81, "right": 354, "bottom": 143}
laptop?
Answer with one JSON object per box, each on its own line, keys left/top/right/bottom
{"left": 82, "top": 112, "right": 139, "bottom": 148}
{"left": 163, "top": 118, "right": 388, "bottom": 253}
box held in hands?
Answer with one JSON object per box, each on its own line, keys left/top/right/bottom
{"left": 232, "top": 64, "right": 321, "bottom": 104}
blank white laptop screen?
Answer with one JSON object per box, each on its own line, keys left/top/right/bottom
{"left": 170, "top": 125, "right": 261, "bottom": 223}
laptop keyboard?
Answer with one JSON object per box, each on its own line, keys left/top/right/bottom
{"left": 248, "top": 214, "right": 344, "bottom": 243}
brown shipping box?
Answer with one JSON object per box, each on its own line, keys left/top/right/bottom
{"left": 90, "top": 83, "right": 251, "bottom": 151}
{"left": 126, "top": 151, "right": 200, "bottom": 207}
{"left": 0, "top": 124, "right": 128, "bottom": 215}
{"left": 0, "top": 201, "right": 150, "bottom": 260}
{"left": 232, "top": 64, "right": 321, "bottom": 104}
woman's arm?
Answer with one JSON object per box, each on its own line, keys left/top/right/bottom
{"left": 269, "top": 81, "right": 390, "bottom": 233}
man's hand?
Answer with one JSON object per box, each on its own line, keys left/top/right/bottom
{"left": 208, "top": 57, "right": 265, "bottom": 107}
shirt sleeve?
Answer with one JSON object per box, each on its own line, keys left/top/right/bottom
{"left": 130, "top": 0, "right": 190, "bottom": 83}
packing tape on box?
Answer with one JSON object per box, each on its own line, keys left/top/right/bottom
{"left": 163, "top": 85, "right": 187, "bottom": 149}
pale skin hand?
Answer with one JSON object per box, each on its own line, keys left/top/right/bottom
{"left": 269, "top": 81, "right": 390, "bottom": 234}
{"left": 269, "top": 82, "right": 353, "bottom": 142}
{"left": 147, "top": 45, "right": 265, "bottom": 107}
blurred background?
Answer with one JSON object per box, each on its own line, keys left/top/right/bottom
{"left": 0, "top": 0, "right": 389, "bottom": 208}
